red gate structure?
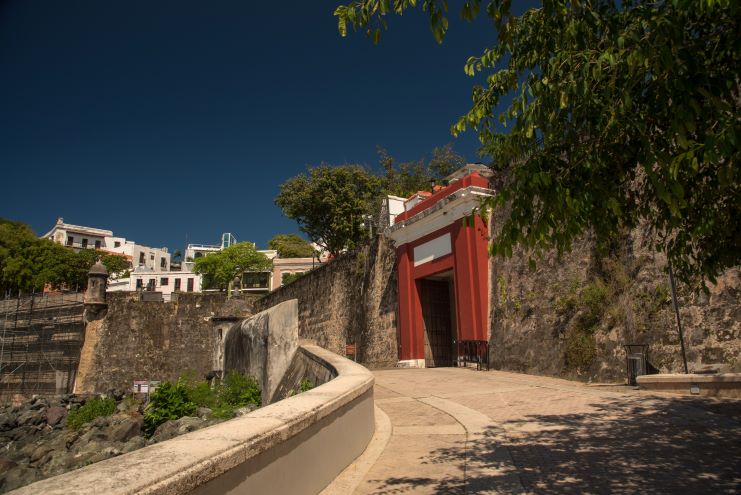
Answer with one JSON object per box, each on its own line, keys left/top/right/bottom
{"left": 385, "top": 165, "right": 494, "bottom": 367}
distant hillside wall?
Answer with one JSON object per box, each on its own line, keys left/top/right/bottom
{"left": 253, "top": 235, "right": 398, "bottom": 368}
{"left": 74, "top": 292, "right": 257, "bottom": 394}
{"left": 489, "top": 223, "right": 741, "bottom": 382}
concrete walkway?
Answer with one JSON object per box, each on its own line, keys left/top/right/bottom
{"left": 324, "top": 368, "right": 741, "bottom": 494}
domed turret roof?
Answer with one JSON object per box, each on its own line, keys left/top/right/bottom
{"left": 88, "top": 261, "right": 108, "bottom": 276}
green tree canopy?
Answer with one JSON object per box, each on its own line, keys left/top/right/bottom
{"left": 268, "top": 234, "right": 316, "bottom": 258}
{"left": 0, "top": 218, "right": 130, "bottom": 293}
{"left": 335, "top": 0, "right": 740, "bottom": 286}
{"left": 275, "top": 164, "right": 383, "bottom": 255}
{"left": 193, "top": 242, "right": 272, "bottom": 291}
{"left": 72, "top": 249, "right": 130, "bottom": 285}
{"left": 379, "top": 143, "right": 466, "bottom": 197}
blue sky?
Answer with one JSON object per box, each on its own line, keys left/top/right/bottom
{"left": 0, "top": 1, "right": 529, "bottom": 253}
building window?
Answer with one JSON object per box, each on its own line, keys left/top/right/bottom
{"left": 94, "top": 240, "right": 101, "bottom": 250}
{"left": 160, "top": 277, "right": 168, "bottom": 286}
{"left": 147, "top": 279, "right": 156, "bottom": 291}
{"left": 81, "top": 238, "right": 88, "bottom": 248}
{"left": 243, "top": 272, "right": 270, "bottom": 289}
{"left": 187, "top": 278, "right": 194, "bottom": 292}
{"left": 114, "top": 241, "right": 121, "bottom": 248}
{"left": 160, "top": 257, "right": 166, "bottom": 268}
{"left": 174, "top": 279, "right": 181, "bottom": 291}
{"left": 150, "top": 254, "right": 154, "bottom": 261}
{"left": 139, "top": 252, "right": 145, "bottom": 265}
{"left": 136, "top": 279, "right": 143, "bottom": 289}
{"left": 66, "top": 236, "right": 74, "bottom": 246}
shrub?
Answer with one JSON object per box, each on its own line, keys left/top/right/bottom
{"left": 581, "top": 278, "right": 608, "bottom": 326}
{"left": 565, "top": 328, "right": 596, "bottom": 371}
{"left": 143, "top": 382, "right": 196, "bottom": 436}
{"left": 185, "top": 381, "right": 218, "bottom": 409}
{"left": 219, "top": 370, "right": 261, "bottom": 409}
{"left": 299, "top": 379, "right": 314, "bottom": 393}
{"left": 554, "top": 279, "right": 580, "bottom": 316}
{"left": 67, "top": 397, "right": 116, "bottom": 430}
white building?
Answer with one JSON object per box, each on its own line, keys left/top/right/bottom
{"left": 184, "top": 233, "right": 278, "bottom": 293}
{"left": 43, "top": 218, "right": 171, "bottom": 271}
{"left": 185, "top": 232, "right": 237, "bottom": 261}
{"left": 127, "top": 266, "right": 202, "bottom": 299}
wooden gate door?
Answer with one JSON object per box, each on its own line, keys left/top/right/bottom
{"left": 420, "top": 279, "right": 454, "bottom": 367}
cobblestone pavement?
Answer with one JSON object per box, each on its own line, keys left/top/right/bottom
{"left": 349, "top": 368, "right": 741, "bottom": 494}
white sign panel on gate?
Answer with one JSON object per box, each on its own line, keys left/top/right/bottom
{"left": 413, "top": 233, "right": 452, "bottom": 267}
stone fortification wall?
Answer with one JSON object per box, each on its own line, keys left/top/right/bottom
{"left": 253, "top": 235, "right": 398, "bottom": 368}
{"left": 74, "top": 292, "right": 258, "bottom": 394}
{"left": 223, "top": 300, "right": 299, "bottom": 405}
{"left": 489, "top": 225, "right": 741, "bottom": 382}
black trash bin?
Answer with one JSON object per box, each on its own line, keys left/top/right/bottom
{"left": 624, "top": 344, "right": 648, "bottom": 386}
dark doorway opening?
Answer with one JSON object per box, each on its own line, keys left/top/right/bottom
{"left": 419, "top": 271, "right": 456, "bottom": 367}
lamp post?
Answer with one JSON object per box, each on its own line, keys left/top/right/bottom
{"left": 667, "top": 260, "right": 689, "bottom": 374}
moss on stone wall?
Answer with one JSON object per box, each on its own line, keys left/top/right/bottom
{"left": 489, "top": 224, "right": 741, "bottom": 382}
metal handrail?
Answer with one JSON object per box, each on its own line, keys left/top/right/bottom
{"left": 453, "top": 340, "right": 490, "bottom": 371}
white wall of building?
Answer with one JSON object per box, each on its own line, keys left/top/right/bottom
{"left": 127, "top": 269, "right": 202, "bottom": 296}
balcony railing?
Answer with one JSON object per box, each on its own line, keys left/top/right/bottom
{"left": 65, "top": 242, "right": 103, "bottom": 250}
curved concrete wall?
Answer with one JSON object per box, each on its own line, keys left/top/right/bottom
{"left": 10, "top": 344, "right": 375, "bottom": 495}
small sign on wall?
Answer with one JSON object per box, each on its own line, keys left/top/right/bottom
{"left": 413, "top": 233, "right": 452, "bottom": 266}
{"left": 133, "top": 380, "right": 149, "bottom": 393}
{"left": 133, "top": 380, "right": 161, "bottom": 394}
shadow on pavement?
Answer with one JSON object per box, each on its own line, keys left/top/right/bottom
{"left": 368, "top": 394, "right": 741, "bottom": 494}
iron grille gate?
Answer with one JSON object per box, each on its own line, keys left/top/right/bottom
{"left": 453, "top": 340, "right": 490, "bottom": 371}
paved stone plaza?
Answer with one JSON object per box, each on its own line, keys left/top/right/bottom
{"left": 326, "top": 368, "right": 741, "bottom": 494}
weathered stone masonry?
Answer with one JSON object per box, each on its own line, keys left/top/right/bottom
{"left": 74, "top": 292, "right": 257, "bottom": 394}
{"left": 254, "top": 205, "right": 739, "bottom": 381}
{"left": 488, "top": 223, "right": 741, "bottom": 382}
{"left": 253, "top": 235, "right": 398, "bottom": 369}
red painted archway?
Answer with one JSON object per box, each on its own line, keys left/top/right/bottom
{"left": 386, "top": 169, "right": 493, "bottom": 367}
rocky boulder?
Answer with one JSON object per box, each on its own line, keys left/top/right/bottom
{"left": 107, "top": 416, "right": 142, "bottom": 443}
{"left": 45, "top": 407, "right": 67, "bottom": 427}
{"left": 151, "top": 416, "right": 214, "bottom": 443}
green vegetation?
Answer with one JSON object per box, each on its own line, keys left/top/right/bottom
{"left": 564, "top": 327, "right": 597, "bottom": 372}
{"left": 217, "top": 370, "right": 261, "bottom": 411}
{"left": 554, "top": 280, "right": 581, "bottom": 317}
{"left": 379, "top": 143, "right": 465, "bottom": 197}
{"left": 299, "top": 379, "right": 315, "bottom": 393}
{"left": 143, "top": 382, "right": 196, "bottom": 436}
{"left": 193, "top": 242, "right": 272, "bottom": 294}
{"left": 268, "top": 234, "right": 316, "bottom": 258}
{"left": 581, "top": 279, "right": 609, "bottom": 327}
{"left": 143, "top": 371, "right": 261, "bottom": 436}
{"left": 275, "top": 165, "right": 383, "bottom": 256}
{"left": 335, "top": 0, "right": 740, "bottom": 288}
{"left": 497, "top": 275, "right": 507, "bottom": 306}
{"left": 281, "top": 271, "right": 305, "bottom": 286}
{"left": 550, "top": 264, "right": 670, "bottom": 371}
{"left": 0, "top": 217, "right": 129, "bottom": 294}
{"left": 275, "top": 145, "right": 465, "bottom": 256}
{"left": 67, "top": 397, "right": 117, "bottom": 430}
